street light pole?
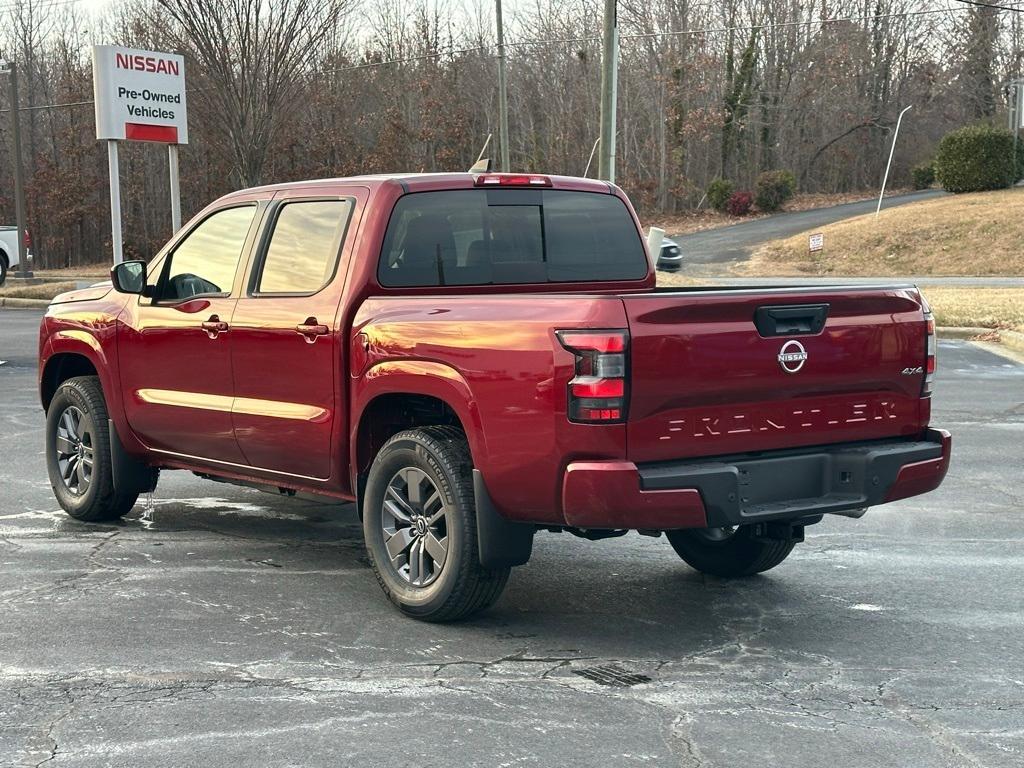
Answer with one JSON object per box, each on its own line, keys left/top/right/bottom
{"left": 495, "top": 0, "right": 510, "bottom": 173}
{"left": 876, "top": 104, "right": 912, "bottom": 219}
{"left": 597, "top": 0, "right": 618, "bottom": 183}
{"left": 2, "top": 61, "right": 31, "bottom": 278}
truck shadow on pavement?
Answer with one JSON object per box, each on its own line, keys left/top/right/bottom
{"left": 42, "top": 492, "right": 839, "bottom": 665}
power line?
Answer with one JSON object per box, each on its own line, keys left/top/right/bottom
{"left": 948, "top": 0, "right": 1024, "bottom": 10}
{"left": 0, "top": 98, "right": 93, "bottom": 114}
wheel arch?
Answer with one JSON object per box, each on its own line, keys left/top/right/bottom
{"left": 352, "top": 362, "right": 533, "bottom": 570}
{"left": 40, "top": 329, "right": 115, "bottom": 410}
{"left": 351, "top": 361, "right": 488, "bottom": 488}
{"left": 40, "top": 351, "right": 100, "bottom": 411}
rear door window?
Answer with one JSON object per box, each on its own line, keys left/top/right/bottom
{"left": 378, "top": 189, "right": 647, "bottom": 287}
{"left": 254, "top": 200, "right": 353, "bottom": 295}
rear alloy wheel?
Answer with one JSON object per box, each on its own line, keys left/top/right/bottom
{"left": 666, "top": 524, "right": 796, "bottom": 577}
{"left": 362, "top": 426, "right": 509, "bottom": 622}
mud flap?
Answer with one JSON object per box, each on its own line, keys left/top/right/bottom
{"left": 473, "top": 469, "right": 534, "bottom": 569}
{"left": 109, "top": 419, "right": 158, "bottom": 495}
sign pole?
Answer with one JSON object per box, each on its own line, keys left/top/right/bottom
{"left": 168, "top": 144, "right": 181, "bottom": 233}
{"left": 107, "top": 140, "right": 123, "bottom": 264}
{"left": 6, "top": 63, "right": 31, "bottom": 278}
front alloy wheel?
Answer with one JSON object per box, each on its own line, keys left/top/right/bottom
{"left": 54, "top": 405, "right": 95, "bottom": 496}
{"left": 46, "top": 375, "right": 142, "bottom": 522}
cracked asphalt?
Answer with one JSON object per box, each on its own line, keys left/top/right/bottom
{"left": 2, "top": 307, "right": 1023, "bottom": 767}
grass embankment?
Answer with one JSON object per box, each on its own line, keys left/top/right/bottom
{"left": 0, "top": 281, "right": 79, "bottom": 299}
{"left": 746, "top": 188, "right": 1024, "bottom": 276}
{"left": 920, "top": 287, "right": 1024, "bottom": 333}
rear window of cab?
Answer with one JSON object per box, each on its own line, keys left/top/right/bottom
{"left": 378, "top": 189, "right": 649, "bottom": 287}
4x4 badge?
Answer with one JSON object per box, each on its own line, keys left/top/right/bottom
{"left": 778, "top": 340, "right": 808, "bottom": 374}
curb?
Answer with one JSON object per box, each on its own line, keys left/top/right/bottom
{"left": 939, "top": 326, "right": 1024, "bottom": 356}
{"left": 0, "top": 297, "right": 50, "bottom": 309}
{"left": 937, "top": 326, "right": 992, "bottom": 340}
{"left": 1001, "top": 330, "right": 1024, "bottom": 356}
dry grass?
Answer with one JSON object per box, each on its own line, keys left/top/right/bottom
{"left": 655, "top": 272, "right": 705, "bottom": 288}
{"left": 746, "top": 188, "right": 1024, "bottom": 276}
{"left": 36, "top": 266, "right": 108, "bottom": 279}
{"left": 920, "top": 287, "right": 1024, "bottom": 333}
{"left": 0, "top": 281, "right": 79, "bottom": 299}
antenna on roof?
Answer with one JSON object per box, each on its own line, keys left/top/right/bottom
{"left": 470, "top": 134, "right": 493, "bottom": 172}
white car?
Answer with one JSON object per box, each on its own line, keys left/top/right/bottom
{"left": 0, "top": 226, "right": 31, "bottom": 285}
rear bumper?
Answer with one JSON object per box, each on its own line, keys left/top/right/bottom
{"left": 561, "top": 429, "right": 951, "bottom": 529}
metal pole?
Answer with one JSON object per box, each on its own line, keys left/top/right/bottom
{"left": 475, "top": 133, "right": 492, "bottom": 165}
{"left": 597, "top": 0, "right": 618, "bottom": 182}
{"left": 876, "top": 104, "right": 912, "bottom": 219}
{"left": 495, "top": 0, "right": 510, "bottom": 173}
{"left": 584, "top": 137, "right": 600, "bottom": 178}
{"left": 1013, "top": 82, "right": 1022, "bottom": 183}
{"left": 7, "top": 63, "right": 30, "bottom": 278}
{"left": 168, "top": 144, "right": 182, "bottom": 233}
{"left": 107, "top": 140, "right": 123, "bottom": 264}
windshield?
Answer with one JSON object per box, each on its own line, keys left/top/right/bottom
{"left": 378, "top": 189, "right": 648, "bottom": 287}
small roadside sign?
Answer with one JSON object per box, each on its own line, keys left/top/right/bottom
{"left": 809, "top": 232, "right": 824, "bottom": 252}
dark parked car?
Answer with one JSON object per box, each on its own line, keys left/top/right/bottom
{"left": 657, "top": 236, "right": 683, "bottom": 271}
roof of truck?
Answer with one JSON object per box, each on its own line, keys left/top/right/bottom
{"left": 221, "top": 172, "right": 617, "bottom": 200}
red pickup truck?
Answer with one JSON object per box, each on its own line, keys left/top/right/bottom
{"left": 38, "top": 172, "right": 951, "bottom": 621}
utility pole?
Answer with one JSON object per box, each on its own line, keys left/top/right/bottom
{"left": 1008, "top": 80, "right": 1023, "bottom": 182}
{"left": 597, "top": 0, "right": 618, "bottom": 183}
{"left": 2, "top": 61, "right": 31, "bottom": 278}
{"left": 495, "top": 0, "right": 510, "bottom": 173}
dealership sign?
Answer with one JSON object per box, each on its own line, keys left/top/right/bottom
{"left": 92, "top": 45, "right": 188, "bottom": 144}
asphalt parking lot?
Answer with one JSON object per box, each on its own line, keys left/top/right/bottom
{"left": 1, "top": 307, "right": 1022, "bottom": 767}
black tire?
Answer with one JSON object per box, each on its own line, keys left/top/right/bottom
{"left": 45, "top": 376, "right": 141, "bottom": 522}
{"left": 666, "top": 525, "right": 796, "bottom": 577}
{"left": 0, "top": 252, "right": 8, "bottom": 287}
{"left": 362, "top": 426, "right": 510, "bottom": 622}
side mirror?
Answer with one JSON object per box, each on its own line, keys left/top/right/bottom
{"left": 111, "top": 260, "right": 148, "bottom": 295}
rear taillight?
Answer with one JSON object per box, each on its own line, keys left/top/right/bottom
{"left": 557, "top": 330, "right": 629, "bottom": 423}
{"left": 474, "top": 173, "right": 552, "bottom": 187}
{"left": 923, "top": 311, "right": 936, "bottom": 397}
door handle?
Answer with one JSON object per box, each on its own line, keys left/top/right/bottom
{"left": 296, "top": 318, "right": 329, "bottom": 343}
{"left": 201, "top": 315, "right": 229, "bottom": 338}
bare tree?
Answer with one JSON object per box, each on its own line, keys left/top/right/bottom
{"left": 153, "top": 0, "right": 355, "bottom": 186}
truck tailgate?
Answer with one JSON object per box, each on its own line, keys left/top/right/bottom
{"left": 623, "top": 286, "right": 929, "bottom": 463}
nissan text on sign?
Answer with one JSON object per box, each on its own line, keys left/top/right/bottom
{"left": 93, "top": 45, "right": 188, "bottom": 144}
